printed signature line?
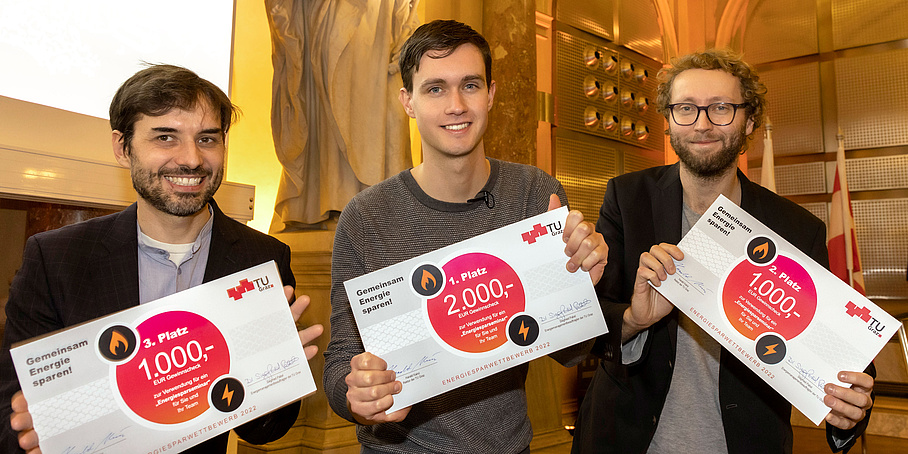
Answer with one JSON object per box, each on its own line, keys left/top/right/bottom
{"left": 244, "top": 363, "right": 300, "bottom": 387}
{"left": 396, "top": 362, "right": 437, "bottom": 375}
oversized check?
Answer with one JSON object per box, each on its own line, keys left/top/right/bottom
{"left": 657, "top": 195, "right": 897, "bottom": 425}
{"left": 345, "top": 207, "right": 607, "bottom": 412}
{"left": 11, "top": 261, "right": 316, "bottom": 454}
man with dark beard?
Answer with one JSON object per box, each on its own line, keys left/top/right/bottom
{"left": 0, "top": 65, "right": 324, "bottom": 453}
{"left": 571, "top": 50, "right": 875, "bottom": 453}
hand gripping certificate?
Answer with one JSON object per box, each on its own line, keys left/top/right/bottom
{"left": 656, "top": 195, "right": 897, "bottom": 425}
{"left": 345, "top": 207, "right": 607, "bottom": 412}
{"left": 11, "top": 261, "right": 316, "bottom": 454}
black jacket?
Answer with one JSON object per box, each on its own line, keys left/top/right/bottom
{"left": 0, "top": 201, "right": 301, "bottom": 453}
{"left": 572, "top": 164, "right": 872, "bottom": 454}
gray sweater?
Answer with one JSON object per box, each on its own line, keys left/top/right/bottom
{"left": 324, "top": 158, "right": 572, "bottom": 453}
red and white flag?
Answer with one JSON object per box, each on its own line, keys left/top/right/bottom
{"left": 827, "top": 129, "right": 865, "bottom": 294}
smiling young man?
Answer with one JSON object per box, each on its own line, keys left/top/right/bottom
{"left": 0, "top": 65, "right": 323, "bottom": 454}
{"left": 571, "top": 49, "right": 875, "bottom": 454}
{"left": 323, "top": 20, "right": 608, "bottom": 453}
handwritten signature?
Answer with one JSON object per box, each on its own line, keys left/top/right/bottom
{"left": 540, "top": 299, "right": 592, "bottom": 322}
{"left": 786, "top": 356, "right": 826, "bottom": 390}
{"left": 245, "top": 355, "right": 301, "bottom": 385}
{"left": 674, "top": 260, "right": 711, "bottom": 295}
{"left": 389, "top": 352, "right": 440, "bottom": 375}
{"left": 62, "top": 426, "right": 129, "bottom": 453}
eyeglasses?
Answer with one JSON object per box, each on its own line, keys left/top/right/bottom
{"left": 667, "top": 102, "right": 747, "bottom": 126}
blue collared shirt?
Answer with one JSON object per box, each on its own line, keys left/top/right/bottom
{"left": 136, "top": 207, "right": 214, "bottom": 304}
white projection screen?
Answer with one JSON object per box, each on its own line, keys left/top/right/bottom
{"left": 0, "top": 1, "right": 235, "bottom": 120}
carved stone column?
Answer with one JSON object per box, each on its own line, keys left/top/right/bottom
{"left": 239, "top": 228, "right": 360, "bottom": 454}
{"left": 482, "top": 0, "right": 538, "bottom": 166}
{"left": 483, "top": 1, "right": 573, "bottom": 450}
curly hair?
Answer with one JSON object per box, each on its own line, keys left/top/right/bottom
{"left": 655, "top": 49, "right": 767, "bottom": 132}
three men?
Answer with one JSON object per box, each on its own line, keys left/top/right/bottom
{"left": 322, "top": 20, "right": 608, "bottom": 453}
{"left": 571, "top": 49, "right": 874, "bottom": 454}
{"left": 1, "top": 65, "right": 323, "bottom": 453}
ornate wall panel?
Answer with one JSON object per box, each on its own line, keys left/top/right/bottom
{"left": 556, "top": 0, "right": 613, "bottom": 41}
{"left": 617, "top": 0, "right": 663, "bottom": 62}
{"left": 742, "top": 0, "right": 818, "bottom": 64}
{"left": 554, "top": 134, "right": 618, "bottom": 222}
{"left": 623, "top": 146, "right": 664, "bottom": 174}
{"left": 851, "top": 198, "right": 908, "bottom": 300}
{"left": 749, "top": 161, "right": 827, "bottom": 196}
{"left": 846, "top": 154, "right": 908, "bottom": 192}
{"left": 750, "top": 62, "right": 824, "bottom": 157}
{"left": 832, "top": 0, "right": 908, "bottom": 50}
{"left": 555, "top": 27, "right": 664, "bottom": 152}
{"left": 835, "top": 48, "right": 908, "bottom": 150}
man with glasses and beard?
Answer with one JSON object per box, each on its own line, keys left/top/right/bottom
{"left": 1, "top": 65, "right": 323, "bottom": 454}
{"left": 571, "top": 50, "right": 875, "bottom": 454}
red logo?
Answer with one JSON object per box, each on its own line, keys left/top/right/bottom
{"left": 845, "top": 301, "right": 871, "bottom": 322}
{"left": 228, "top": 279, "right": 255, "bottom": 300}
{"left": 521, "top": 223, "right": 549, "bottom": 244}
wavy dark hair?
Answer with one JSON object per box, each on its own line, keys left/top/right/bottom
{"left": 109, "top": 64, "right": 237, "bottom": 154}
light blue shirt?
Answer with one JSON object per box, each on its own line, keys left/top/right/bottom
{"left": 136, "top": 206, "right": 214, "bottom": 304}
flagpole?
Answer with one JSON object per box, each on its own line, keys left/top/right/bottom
{"left": 836, "top": 128, "right": 854, "bottom": 288}
{"left": 761, "top": 119, "right": 776, "bottom": 192}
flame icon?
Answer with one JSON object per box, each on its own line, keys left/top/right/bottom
{"left": 752, "top": 242, "right": 769, "bottom": 260}
{"left": 421, "top": 269, "right": 436, "bottom": 291}
{"left": 763, "top": 343, "right": 779, "bottom": 356}
{"left": 222, "top": 383, "right": 234, "bottom": 407}
{"left": 518, "top": 321, "right": 530, "bottom": 341}
{"left": 109, "top": 330, "right": 128, "bottom": 356}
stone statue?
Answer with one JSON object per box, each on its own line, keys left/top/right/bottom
{"left": 266, "top": 0, "right": 419, "bottom": 230}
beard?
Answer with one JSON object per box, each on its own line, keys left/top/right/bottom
{"left": 131, "top": 165, "right": 222, "bottom": 217}
{"left": 671, "top": 124, "right": 747, "bottom": 179}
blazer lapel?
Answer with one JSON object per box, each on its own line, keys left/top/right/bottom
{"left": 653, "top": 163, "right": 684, "bottom": 246}
{"left": 737, "top": 169, "right": 765, "bottom": 220}
{"left": 96, "top": 204, "right": 141, "bottom": 311}
{"left": 653, "top": 164, "right": 684, "bottom": 352}
{"left": 203, "top": 201, "right": 241, "bottom": 283}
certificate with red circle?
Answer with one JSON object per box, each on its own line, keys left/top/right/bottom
{"left": 112, "top": 311, "right": 230, "bottom": 425}
{"left": 425, "top": 252, "right": 526, "bottom": 354}
{"left": 652, "top": 195, "right": 899, "bottom": 426}
{"left": 345, "top": 207, "right": 606, "bottom": 414}
{"left": 721, "top": 254, "right": 818, "bottom": 342}
{"left": 9, "top": 261, "right": 316, "bottom": 454}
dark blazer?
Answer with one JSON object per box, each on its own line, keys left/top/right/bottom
{"left": 572, "top": 164, "right": 872, "bottom": 454}
{"left": 0, "top": 201, "right": 301, "bottom": 453}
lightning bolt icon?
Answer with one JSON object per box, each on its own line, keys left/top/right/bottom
{"left": 763, "top": 343, "right": 778, "bottom": 356}
{"left": 222, "top": 384, "right": 234, "bottom": 407}
{"left": 518, "top": 321, "right": 529, "bottom": 341}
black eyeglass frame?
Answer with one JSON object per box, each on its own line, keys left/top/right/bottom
{"left": 666, "top": 102, "right": 749, "bottom": 126}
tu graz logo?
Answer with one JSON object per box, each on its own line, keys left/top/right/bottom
{"left": 521, "top": 221, "right": 563, "bottom": 245}
{"left": 227, "top": 276, "right": 274, "bottom": 300}
{"left": 411, "top": 264, "right": 444, "bottom": 297}
{"left": 846, "top": 301, "right": 887, "bottom": 338}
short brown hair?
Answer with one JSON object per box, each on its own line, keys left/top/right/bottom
{"left": 398, "top": 20, "right": 492, "bottom": 93}
{"left": 109, "top": 64, "right": 238, "bottom": 153}
{"left": 656, "top": 49, "right": 767, "bottom": 132}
